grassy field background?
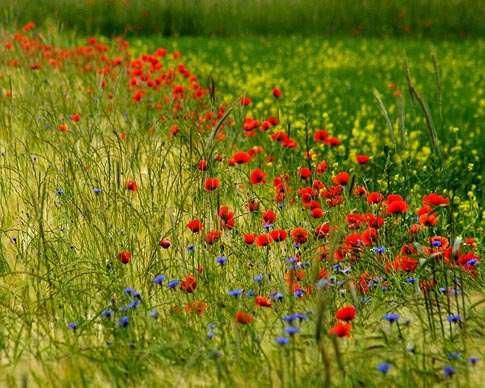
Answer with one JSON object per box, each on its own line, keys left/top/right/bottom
{"left": 0, "top": 3, "right": 484, "bottom": 387}
{"left": 2, "top": 0, "right": 485, "bottom": 38}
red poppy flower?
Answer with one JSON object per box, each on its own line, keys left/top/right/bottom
{"left": 205, "top": 230, "right": 222, "bottom": 245}
{"left": 232, "top": 151, "right": 251, "bottom": 164}
{"left": 311, "top": 207, "right": 325, "bottom": 218}
{"left": 315, "top": 223, "right": 330, "bottom": 238}
{"left": 235, "top": 311, "right": 254, "bottom": 324}
{"left": 243, "top": 233, "right": 255, "bottom": 245}
{"left": 270, "top": 229, "right": 287, "bottom": 242}
{"left": 132, "top": 90, "right": 145, "bottom": 103}
{"left": 272, "top": 87, "right": 282, "bottom": 98}
{"left": 262, "top": 210, "right": 277, "bottom": 224}
{"left": 291, "top": 227, "right": 309, "bottom": 244}
{"left": 298, "top": 167, "right": 312, "bottom": 180}
{"left": 240, "top": 96, "right": 252, "bottom": 106}
{"left": 58, "top": 123, "right": 69, "bottom": 133}
{"left": 159, "top": 239, "right": 171, "bottom": 249}
{"left": 250, "top": 168, "right": 266, "bottom": 184}
{"left": 180, "top": 275, "right": 197, "bottom": 293}
{"left": 187, "top": 219, "right": 203, "bottom": 233}
{"left": 243, "top": 117, "right": 259, "bottom": 132}
{"left": 70, "top": 113, "right": 81, "bottom": 123}
{"left": 335, "top": 305, "right": 357, "bottom": 321}
{"left": 387, "top": 199, "right": 408, "bottom": 215}
{"left": 218, "top": 206, "right": 233, "bottom": 220}
{"left": 366, "top": 214, "right": 384, "bottom": 228}
{"left": 313, "top": 129, "right": 329, "bottom": 143}
{"left": 324, "top": 136, "right": 341, "bottom": 146}
{"left": 170, "top": 124, "right": 179, "bottom": 136}
{"left": 255, "top": 295, "right": 272, "bottom": 307}
{"left": 255, "top": 233, "right": 272, "bottom": 247}
{"left": 117, "top": 250, "right": 132, "bottom": 264}
{"left": 197, "top": 159, "right": 208, "bottom": 171}
{"left": 409, "top": 223, "right": 423, "bottom": 234}
{"left": 353, "top": 185, "right": 367, "bottom": 197}
{"left": 332, "top": 172, "right": 350, "bottom": 186}
{"left": 367, "top": 192, "right": 384, "bottom": 204}
{"left": 417, "top": 205, "right": 433, "bottom": 216}
{"left": 423, "top": 193, "right": 449, "bottom": 207}
{"left": 393, "top": 256, "right": 418, "bottom": 272}
{"left": 355, "top": 154, "right": 370, "bottom": 164}
{"left": 204, "top": 177, "right": 220, "bottom": 192}
{"left": 125, "top": 180, "right": 139, "bottom": 192}
{"left": 419, "top": 213, "right": 438, "bottom": 226}
{"left": 312, "top": 179, "right": 325, "bottom": 190}
{"left": 458, "top": 252, "right": 479, "bottom": 267}
{"left": 184, "top": 300, "right": 207, "bottom": 315}
{"left": 361, "top": 227, "right": 378, "bottom": 246}
{"left": 22, "top": 21, "right": 35, "bottom": 32}
{"left": 329, "top": 322, "right": 352, "bottom": 337}
{"left": 247, "top": 199, "right": 259, "bottom": 212}
{"left": 319, "top": 268, "right": 329, "bottom": 279}
{"left": 316, "top": 161, "right": 328, "bottom": 174}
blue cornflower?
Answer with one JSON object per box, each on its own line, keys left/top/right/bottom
{"left": 186, "top": 244, "right": 195, "bottom": 253}
{"left": 67, "top": 322, "right": 78, "bottom": 331}
{"left": 294, "top": 312, "right": 308, "bottom": 321}
{"left": 293, "top": 288, "right": 305, "bottom": 298}
{"left": 254, "top": 274, "right": 264, "bottom": 284}
{"left": 123, "top": 287, "right": 141, "bottom": 299}
{"left": 372, "top": 246, "right": 386, "bottom": 254}
{"left": 118, "top": 316, "right": 129, "bottom": 328}
{"left": 245, "top": 289, "right": 256, "bottom": 297}
{"left": 285, "top": 326, "right": 300, "bottom": 336}
{"left": 56, "top": 188, "right": 65, "bottom": 196}
{"left": 443, "top": 365, "right": 455, "bottom": 377}
{"left": 447, "top": 313, "right": 461, "bottom": 323}
{"left": 92, "top": 187, "right": 103, "bottom": 194}
{"left": 275, "top": 336, "right": 289, "bottom": 345}
{"left": 101, "top": 308, "right": 113, "bottom": 319}
{"left": 282, "top": 314, "right": 295, "bottom": 323}
{"left": 153, "top": 274, "right": 166, "bottom": 285}
{"left": 271, "top": 291, "right": 284, "bottom": 302}
{"left": 287, "top": 256, "right": 298, "bottom": 265}
{"left": 468, "top": 356, "right": 479, "bottom": 365}
{"left": 340, "top": 267, "right": 352, "bottom": 275}
{"left": 120, "top": 299, "right": 140, "bottom": 311}
{"left": 332, "top": 263, "right": 341, "bottom": 272}
{"left": 263, "top": 223, "right": 273, "bottom": 231}
{"left": 406, "top": 277, "right": 417, "bottom": 284}
{"left": 466, "top": 258, "right": 478, "bottom": 266}
{"left": 215, "top": 255, "right": 228, "bottom": 266}
{"left": 317, "top": 278, "right": 331, "bottom": 288}
{"left": 432, "top": 239, "right": 442, "bottom": 248}
{"left": 167, "top": 279, "right": 180, "bottom": 289}
{"left": 207, "top": 331, "right": 215, "bottom": 340}
{"left": 149, "top": 308, "right": 159, "bottom": 319}
{"left": 448, "top": 352, "right": 461, "bottom": 360}
{"left": 228, "top": 288, "right": 243, "bottom": 297}
{"left": 377, "top": 362, "right": 391, "bottom": 374}
{"left": 384, "top": 313, "right": 400, "bottom": 323}
{"left": 282, "top": 312, "right": 308, "bottom": 323}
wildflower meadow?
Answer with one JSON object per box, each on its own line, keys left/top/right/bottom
{"left": 0, "top": 2, "right": 484, "bottom": 387}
